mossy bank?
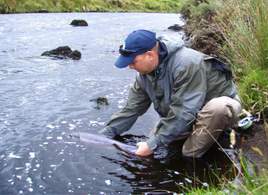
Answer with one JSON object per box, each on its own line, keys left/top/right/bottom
{"left": 0, "top": 0, "right": 181, "bottom": 13}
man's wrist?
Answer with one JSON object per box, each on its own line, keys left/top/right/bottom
{"left": 146, "top": 135, "right": 160, "bottom": 151}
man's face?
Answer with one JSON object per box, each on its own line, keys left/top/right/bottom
{"left": 128, "top": 51, "right": 158, "bottom": 75}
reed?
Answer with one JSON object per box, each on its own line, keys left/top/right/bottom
{"left": 215, "top": 0, "right": 268, "bottom": 112}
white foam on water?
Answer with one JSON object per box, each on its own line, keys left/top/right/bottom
{"left": 29, "top": 152, "right": 35, "bottom": 159}
{"left": 8, "top": 152, "right": 22, "bottom": 159}
{"left": 15, "top": 167, "right": 24, "bottom": 170}
{"left": 26, "top": 177, "right": 33, "bottom": 184}
{"left": 89, "top": 120, "right": 105, "bottom": 126}
{"left": 46, "top": 124, "right": 55, "bottom": 129}
{"left": 118, "top": 99, "right": 125, "bottom": 109}
{"left": 25, "top": 163, "right": 31, "bottom": 172}
{"left": 68, "top": 124, "right": 76, "bottom": 130}
{"left": 56, "top": 136, "right": 63, "bottom": 140}
{"left": 39, "top": 185, "right": 45, "bottom": 189}
{"left": 46, "top": 136, "right": 53, "bottom": 140}
{"left": 16, "top": 175, "right": 22, "bottom": 180}
{"left": 105, "top": 179, "right": 111, "bottom": 186}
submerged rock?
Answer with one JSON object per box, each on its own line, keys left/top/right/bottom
{"left": 90, "top": 97, "right": 109, "bottom": 109}
{"left": 168, "top": 24, "right": 184, "bottom": 31}
{"left": 41, "top": 46, "right": 81, "bottom": 60}
{"left": 70, "top": 19, "right": 88, "bottom": 26}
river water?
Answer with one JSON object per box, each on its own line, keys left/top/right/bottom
{"left": 0, "top": 13, "right": 234, "bottom": 194}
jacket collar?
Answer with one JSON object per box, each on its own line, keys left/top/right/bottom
{"left": 148, "top": 40, "right": 168, "bottom": 79}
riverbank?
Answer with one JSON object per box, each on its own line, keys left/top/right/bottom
{"left": 0, "top": 0, "right": 181, "bottom": 13}
{"left": 180, "top": 0, "right": 268, "bottom": 193}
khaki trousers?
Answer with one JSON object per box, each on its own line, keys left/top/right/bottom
{"left": 182, "top": 96, "right": 242, "bottom": 158}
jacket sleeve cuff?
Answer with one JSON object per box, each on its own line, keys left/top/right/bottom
{"left": 146, "top": 135, "right": 161, "bottom": 151}
{"left": 98, "top": 126, "right": 117, "bottom": 138}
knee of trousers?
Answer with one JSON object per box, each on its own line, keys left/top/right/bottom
{"left": 204, "top": 97, "right": 239, "bottom": 121}
{"left": 199, "top": 97, "right": 242, "bottom": 131}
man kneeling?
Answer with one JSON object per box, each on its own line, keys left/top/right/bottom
{"left": 100, "top": 29, "right": 242, "bottom": 158}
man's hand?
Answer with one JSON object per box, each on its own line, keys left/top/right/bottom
{"left": 135, "top": 142, "right": 153, "bottom": 156}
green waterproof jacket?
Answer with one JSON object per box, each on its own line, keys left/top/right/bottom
{"left": 101, "top": 35, "right": 238, "bottom": 151}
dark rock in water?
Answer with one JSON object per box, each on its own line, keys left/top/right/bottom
{"left": 168, "top": 24, "right": 184, "bottom": 31}
{"left": 90, "top": 97, "right": 109, "bottom": 109}
{"left": 38, "top": 9, "right": 49, "bottom": 13}
{"left": 70, "top": 19, "right": 88, "bottom": 26}
{"left": 68, "top": 50, "right": 81, "bottom": 60}
{"left": 41, "top": 46, "right": 82, "bottom": 60}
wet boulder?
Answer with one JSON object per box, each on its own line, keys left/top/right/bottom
{"left": 38, "top": 9, "right": 49, "bottom": 13}
{"left": 90, "top": 97, "right": 109, "bottom": 109}
{"left": 41, "top": 46, "right": 81, "bottom": 60}
{"left": 168, "top": 24, "right": 184, "bottom": 32}
{"left": 70, "top": 19, "right": 88, "bottom": 26}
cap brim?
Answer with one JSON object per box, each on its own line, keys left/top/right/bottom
{"left": 115, "top": 55, "right": 135, "bottom": 68}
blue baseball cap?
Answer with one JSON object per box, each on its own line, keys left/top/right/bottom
{"left": 115, "top": 30, "right": 157, "bottom": 68}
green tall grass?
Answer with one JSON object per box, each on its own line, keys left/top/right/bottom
{"left": 179, "top": 0, "right": 268, "bottom": 192}
{"left": 0, "top": 0, "right": 181, "bottom": 13}
{"left": 216, "top": 0, "right": 268, "bottom": 112}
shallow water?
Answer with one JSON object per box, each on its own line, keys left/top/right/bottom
{"left": 0, "top": 12, "right": 234, "bottom": 194}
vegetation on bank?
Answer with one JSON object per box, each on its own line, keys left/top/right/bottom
{"left": 0, "top": 0, "right": 181, "bottom": 13}
{"left": 180, "top": 0, "right": 268, "bottom": 193}
{"left": 187, "top": 159, "right": 268, "bottom": 194}
{"left": 180, "top": 0, "right": 268, "bottom": 114}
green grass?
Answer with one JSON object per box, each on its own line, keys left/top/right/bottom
{"left": 186, "top": 157, "right": 268, "bottom": 194}
{"left": 179, "top": 0, "right": 268, "bottom": 193}
{"left": 214, "top": 0, "right": 268, "bottom": 112}
{"left": 0, "top": 0, "right": 182, "bottom": 13}
{"left": 180, "top": 0, "right": 268, "bottom": 113}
